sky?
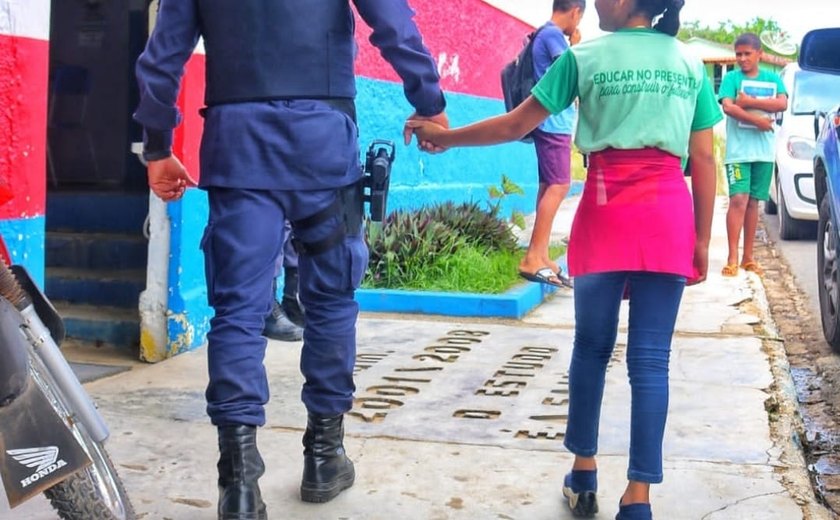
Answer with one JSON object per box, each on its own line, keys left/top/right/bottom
{"left": 483, "top": 0, "right": 830, "bottom": 45}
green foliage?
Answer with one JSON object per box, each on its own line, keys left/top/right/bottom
{"left": 677, "top": 17, "right": 797, "bottom": 59}
{"left": 364, "top": 200, "right": 521, "bottom": 291}
{"left": 363, "top": 242, "right": 568, "bottom": 294}
{"left": 383, "top": 246, "right": 524, "bottom": 294}
{"left": 363, "top": 174, "right": 571, "bottom": 293}
{"left": 424, "top": 201, "right": 518, "bottom": 252}
{"left": 487, "top": 174, "right": 526, "bottom": 230}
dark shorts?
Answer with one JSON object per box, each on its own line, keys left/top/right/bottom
{"left": 532, "top": 129, "right": 572, "bottom": 186}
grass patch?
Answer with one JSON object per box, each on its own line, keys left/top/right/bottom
{"left": 363, "top": 243, "right": 566, "bottom": 294}
{"left": 362, "top": 178, "right": 569, "bottom": 294}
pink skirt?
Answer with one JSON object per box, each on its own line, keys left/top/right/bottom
{"left": 567, "top": 148, "right": 696, "bottom": 278}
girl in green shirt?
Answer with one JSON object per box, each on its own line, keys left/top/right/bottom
{"left": 407, "top": 1, "right": 721, "bottom": 519}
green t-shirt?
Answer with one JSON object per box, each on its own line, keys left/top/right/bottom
{"left": 532, "top": 28, "right": 722, "bottom": 159}
{"left": 718, "top": 68, "right": 787, "bottom": 164}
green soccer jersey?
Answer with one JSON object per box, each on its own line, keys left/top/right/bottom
{"left": 718, "top": 68, "right": 787, "bottom": 164}
{"left": 531, "top": 28, "right": 722, "bottom": 159}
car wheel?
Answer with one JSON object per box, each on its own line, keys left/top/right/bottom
{"left": 764, "top": 173, "right": 778, "bottom": 214}
{"left": 778, "top": 182, "right": 815, "bottom": 240}
{"left": 818, "top": 195, "right": 840, "bottom": 351}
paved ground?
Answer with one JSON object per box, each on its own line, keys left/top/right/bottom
{"left": 1, "top": 196, "right": 833, "bottom": 519}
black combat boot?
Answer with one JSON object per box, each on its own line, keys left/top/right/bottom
{"left": 217, "top": 425, "right": 267, "bottom": 520}
{"left": 263, "top": 279, "right": 303, "bottom": 342}
{"left": 300, "top": 414, "right": 355, "bottom": 503}
{"left": 281, "top": 266, "right": 305, "bottom": 328}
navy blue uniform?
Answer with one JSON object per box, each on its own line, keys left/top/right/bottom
{"left": 134, "top": 0, "right": 445, "bottom": 426}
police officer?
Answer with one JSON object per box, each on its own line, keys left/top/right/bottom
{"left": 133, "top": 1, "right": 447, "bottom": 518}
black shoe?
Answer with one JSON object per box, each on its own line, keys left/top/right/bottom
{"left": 217, "top": 425, "right": 267, "bottom": 520}
{"left": 300, "top": 414, "right": 355, "bottom": 503}
{"left": 282, "top": 296, "right": 305, "bottom": 328}
{"left": 263, "top": 299, "right": 303, "bottom": 341}
{"left": 562, "top": 470, "right": 598, "bottom": 518}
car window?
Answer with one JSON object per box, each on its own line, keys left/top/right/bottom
{"left": 792, "top": 70, "right": 840, "bottom": 115}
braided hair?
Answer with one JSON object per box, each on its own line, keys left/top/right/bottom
{"left": 636, "top": 0, "right": 685, "bottom": 36}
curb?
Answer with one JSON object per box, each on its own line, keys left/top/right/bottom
{"left": 356, "top": 256, "right": 569, "bottom": 319}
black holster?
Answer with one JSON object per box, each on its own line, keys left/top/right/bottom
{"left": 291, "top": 180, "right": 363, "bottom": 256}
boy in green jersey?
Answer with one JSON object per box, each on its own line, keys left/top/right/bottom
{"left": 719, "top": 33, "right": 788, "bottom": 277}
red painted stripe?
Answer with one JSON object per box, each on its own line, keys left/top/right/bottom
{"left": 174, "top": 54, "right": 206, "bottom": 182}
{"left": 0, "top": 34, "right": 47, "bottom": 219}
{"left": 354, "top": 0, "right": 533, "bottom": 99}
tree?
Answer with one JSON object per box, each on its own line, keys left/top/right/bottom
{"left": 677, "top": 17, "right": 797, "bottom": 58}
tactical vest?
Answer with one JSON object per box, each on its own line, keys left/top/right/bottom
{"left": 197, "top": 0, "right": 357, "bottom": 105}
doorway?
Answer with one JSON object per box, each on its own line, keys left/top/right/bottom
{"left": 45, "top": 0, "right": 152, "bottom": 353}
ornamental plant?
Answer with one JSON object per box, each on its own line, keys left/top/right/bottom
{"left": 363, "top": 176, "right": 530, "bottom": 293}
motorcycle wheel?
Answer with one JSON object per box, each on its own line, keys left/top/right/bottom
{"left": 27, "top": 345, "right": 135, "bottom": 520}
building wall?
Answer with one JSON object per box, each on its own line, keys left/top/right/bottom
{"left": 354, "top": 0, "right": 537, "bottom": 214}
{"left": 0, "top": 0, "right": 49, "bottom": 284}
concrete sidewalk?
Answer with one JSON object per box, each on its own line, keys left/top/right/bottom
{"left": 2, "top": 195, "right": 833, "bottom": 519}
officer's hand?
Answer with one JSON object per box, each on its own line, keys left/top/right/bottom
{"left": 147, "top": 156, "right": 197, "bottom": 202}
{"left": 404, "top": 120, "right": 448, "bottom": 153}
{"left": 404, "top": 111, "right": 449, "bottom": 153}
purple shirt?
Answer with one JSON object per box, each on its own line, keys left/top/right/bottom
{"left": 532, "top": 22, "right": 576, "bottom": 134}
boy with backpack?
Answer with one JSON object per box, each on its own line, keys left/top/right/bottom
{"left": 514, "top": 0, "right": 585, "bottom": 288}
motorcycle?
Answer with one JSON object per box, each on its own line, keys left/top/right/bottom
{"left": 0, "top": 183, "right": 135, "bottom": 519}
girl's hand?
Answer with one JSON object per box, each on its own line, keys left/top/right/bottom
{"left": 403, "top": 111, "right": 449, "bottom": 152}
{"left": 405, "top": 119, "right": 449, "bottom": 153}
{"left": 687, "top": 240, "right": 709, "bottom": 286}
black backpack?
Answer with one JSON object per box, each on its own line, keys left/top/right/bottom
{"left": 500, "top": 27, "right": 545, "bottom": 142}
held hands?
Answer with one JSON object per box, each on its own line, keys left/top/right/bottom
{"left": 404, "top": 119, "right": 449, "bottom": 153}
{"left": 404, "top": 111, "right": 449, "bottom": 153}
{"left": 147, "top": 155, "right": 197, "bottom": 202}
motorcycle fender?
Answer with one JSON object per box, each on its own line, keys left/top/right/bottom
{"left": 10, "top": 265, "right": 65, "bottom": 345}
{"left": 0, "top": 296, "right": 28, "bottom": 406}
{"left": 0, "top": 381, "right": 91, "bottom": 508}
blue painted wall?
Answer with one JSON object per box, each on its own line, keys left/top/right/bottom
{"left": 356, "top": 77, "right": 539, "bottom": 218}
{"left": 165, "top": 188, "right": 212, "bottom": 357}
{"left": 0, "top": 216, "right": 45, "bottom": 286}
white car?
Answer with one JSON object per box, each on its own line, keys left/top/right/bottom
{"left": 768, "top": 63, "right": 840, "bottom": 239}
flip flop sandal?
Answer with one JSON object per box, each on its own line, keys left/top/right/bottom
{"left": 519, "top": 267, "right": 562, "bottom": 287}
{"left": 555, "top": 268, "right": 574, "bottom": 289}
{"left": 721, "top": 264, "right": 739, "bottom": 277}
{"left": 740, "top": 261, "right": 764, "bottom": 276}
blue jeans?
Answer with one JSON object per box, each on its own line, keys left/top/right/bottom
{"left": 563, "top": 272, "right": 686, "bottom": 483}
